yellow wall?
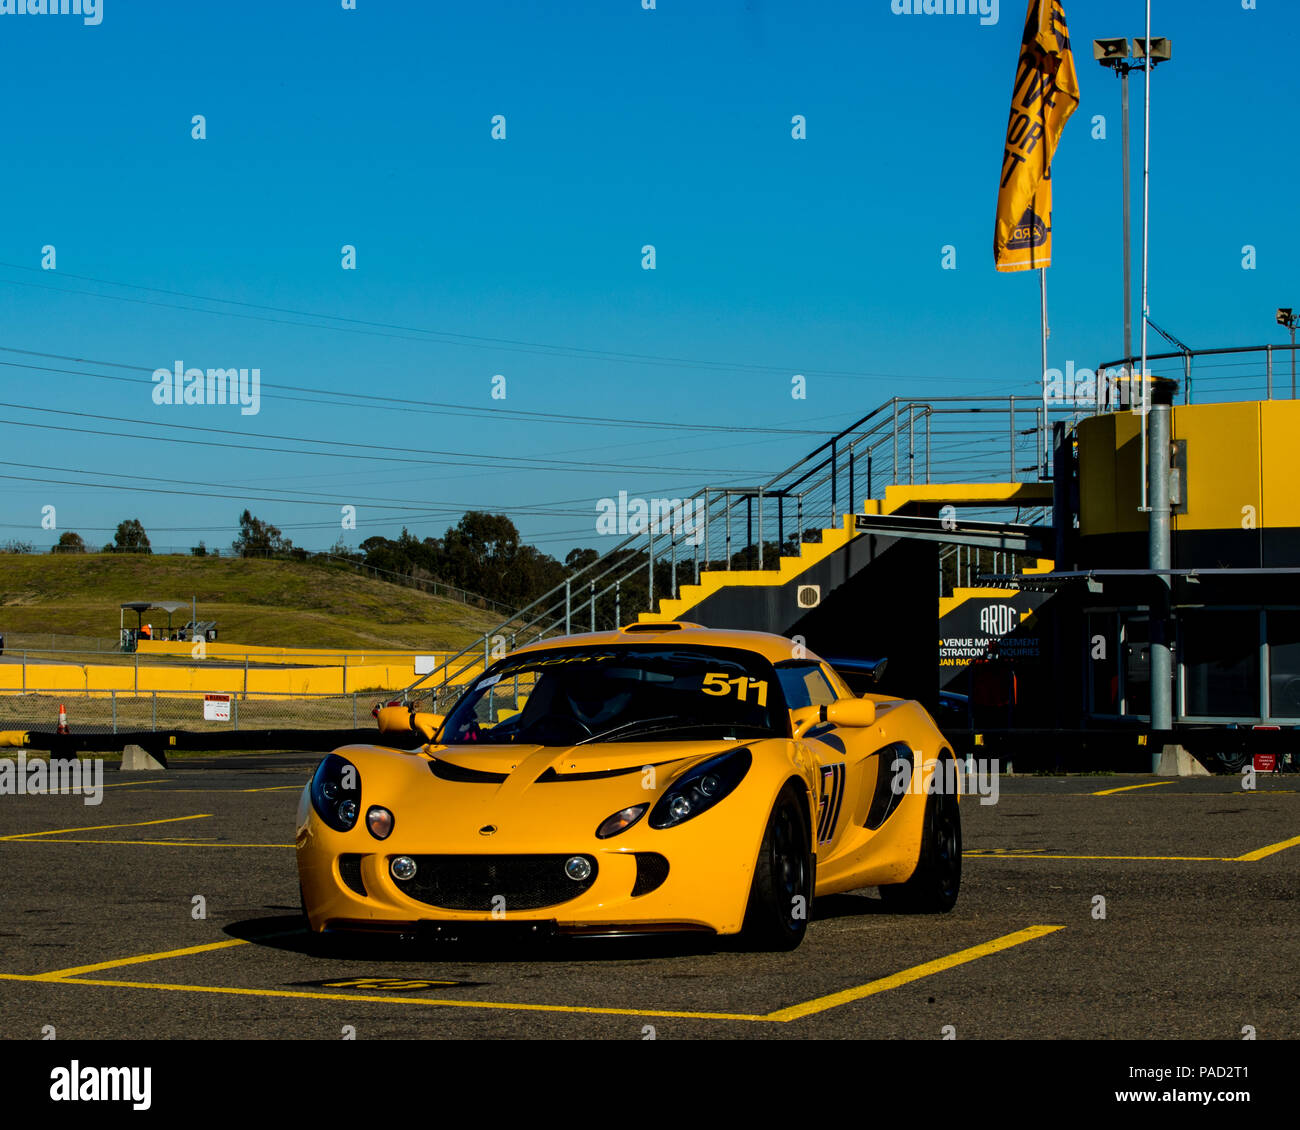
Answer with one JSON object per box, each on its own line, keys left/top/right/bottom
{"left": 0, "top": 659, "right": 484, "bottom": 697}
{"left": 1078, "top": 401, "right": 1297, "bottom": 536}
{"left": 1078, "top": 411, "right": 1145, "bottom": 536}
{"left": 138, "top": 641, "right": 454, "bottom": 665}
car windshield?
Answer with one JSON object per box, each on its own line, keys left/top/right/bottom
{"left": 439, "top": 644, "right": 789, "bottom": 746}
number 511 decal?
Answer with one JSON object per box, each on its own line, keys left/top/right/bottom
{"left": 701, "top": 672, "right": 768, "bottom": 706}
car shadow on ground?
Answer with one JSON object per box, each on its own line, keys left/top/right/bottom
{"left": 811, "top": 890, "right": 895, "bottom": 921}
{"left": 226, "top": 913, "right": 726, "bottom": 963}
{"left": 227, "top": 889, "right": 896, "bottom": 964}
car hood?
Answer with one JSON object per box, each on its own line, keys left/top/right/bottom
{"left": 318, "top": 737, "right": 771, "bottom": 851}
{"left": 428, "top": 739, "right": 741, "bottom": 781}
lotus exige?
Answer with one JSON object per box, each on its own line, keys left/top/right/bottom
{"left": 296, "top": 622, "right": 960, "bottom": 950}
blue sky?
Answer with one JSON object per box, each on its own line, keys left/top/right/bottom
{"left": 0, "top": 0, "right": 1295, "bottom": 557}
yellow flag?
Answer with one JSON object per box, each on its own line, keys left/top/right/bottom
{"left": 994, "top": 0, "right": 1080, "bottom": 271}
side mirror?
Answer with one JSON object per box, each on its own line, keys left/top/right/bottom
{"left": 411, "top": 712, "right": 445, "bottom": 742}
{"left": 791, "top": 697, "right": 877, "bottom": 738}
{"left": 826, "top": 698, "right": 876, "bottom": 728}
{"left": 376, "top": 705, "right": 412, "bottom": 734}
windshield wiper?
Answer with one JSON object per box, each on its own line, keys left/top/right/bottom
{"left": 578, "top": 719, "right": 774, "bottom": 744}
{"left": 574, "top": 715, "right": 680, "bottom": 745}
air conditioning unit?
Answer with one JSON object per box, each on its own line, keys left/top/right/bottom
{"left": 796, "top": 584, "right": 821, "bottom": 609}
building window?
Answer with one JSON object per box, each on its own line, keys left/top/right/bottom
{"left": 1087, "top": 611, "right": 1120, "bottom": 715}
{"left": 1181, "top": 611, "right": 1260, "bottom": 718}
{"left": 1121, "top": 617, "right": 1150, "bottom": 718}
{"left": 1266, "top": 610, "right": 1300, "bottom": 719}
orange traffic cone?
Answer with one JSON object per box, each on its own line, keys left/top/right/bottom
{"left": 57, "top": 703, "right": 69, "bottom": 735}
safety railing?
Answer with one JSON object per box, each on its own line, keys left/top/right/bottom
{"left": 0, "top": 690, "right": 373, "bottom": 733}
{"left": 403, "top": 396, "right": 1079, "bottom": 710}
{"left": 1095, "top": 342, "right": 1300, "bottom": 408}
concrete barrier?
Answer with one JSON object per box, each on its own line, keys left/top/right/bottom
{"left": 120, "top": 744, "right": 167, "bottom": 770}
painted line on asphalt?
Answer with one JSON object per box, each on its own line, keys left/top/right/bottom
{"left": 968, "top": 834, "right": 1300, "bottom": 862}
{"left": 32, "top": 939, "right": 252, "bottom": 980}
{"left": 1091, "top": 782, "right": 1176, "bottom": 796}
{"left": 0, "top": 925, "right": 1066, "bottom": 1024}
{"left": 765, "top": 924, "right": 1065, "bottom": 1021}
{"left": 966, "top": 851, "right": 1228, "bottom": 861}
{"left": 0, "top": 813, "right": 212, "bottom": 840}
{"left": 1234, "top": 834, "right": 1300, "bottom": 861}
{"left": 1, "top": 838, "right": 294, "bottom": 848}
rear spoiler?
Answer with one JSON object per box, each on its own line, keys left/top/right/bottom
{"left": 825, "top": 656, "right": 889, "bottom": 686}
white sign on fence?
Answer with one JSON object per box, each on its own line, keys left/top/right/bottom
{"left": 414, "top": 656, "right": 438, "bottom": 675}
{"left": 203, "top": 693, "right": 231, "bottom": 722}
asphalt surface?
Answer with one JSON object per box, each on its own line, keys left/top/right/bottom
{"left": 1, "top": 754, "right": 1296, "bottom": 1040}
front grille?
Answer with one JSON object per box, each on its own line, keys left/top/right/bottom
{"left": 392, "top": 854, "right": 598, "bottom": 911}
{"left": 631, "top": 852, "right": 670, "bottom": 897}
{"left": 338, "top": 854, "right": 367, "bottom": 896}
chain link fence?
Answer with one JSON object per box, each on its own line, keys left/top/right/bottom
{"left": 0, "top": 691, "right": 381, "bottom": 733}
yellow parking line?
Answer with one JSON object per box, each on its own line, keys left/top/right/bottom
{"left": 1, "top": 838, "right": 294, "bottom": 848}
{"left": 764, "top": 925, "right": 1064, "bottom": 1021}
{"left": 35, "top": 781, "right": 162, "bottom": 792}
{"left": 0, "top": 814, "right": 212, "bottom": 841}
{"left": 966, "top": 852, "right": 1227, "bottom": 861}
{"left": 1234, "top": 834, "right": 1300, "bottom": 862}
{"left": 242, "top": 785, "right": 303, "bottom": 793}
{"left": 35, "top": 939, "right": 252, "bottom": 980}
{"left": 4, "top": 975, "right": 767, "bottom": 1022}
{"left": 0, "top": 925, "right": 1067, "bottom": 1023}
{"left": 1092, "top": 782, "right": 1176, "bottom": 796}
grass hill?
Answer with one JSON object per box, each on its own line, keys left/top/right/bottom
{"left": 0, "top": 554, "right": 505, "bottom": 651}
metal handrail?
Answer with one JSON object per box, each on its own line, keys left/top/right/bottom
{"left": 403, "top": 395, "right": 1073, "bottom": 707}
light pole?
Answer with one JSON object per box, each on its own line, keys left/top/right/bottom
{"left": 1278, "top": 307, "right": 1297, "bottom": 398}
{"left": 1099, "top": 30, "right": 1174, "bottom": 770}
{"left": 1094, "top": 36, "right": 1172, "bottom": 374}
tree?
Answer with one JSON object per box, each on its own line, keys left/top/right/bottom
{"left": 565, "top": 547, "right": 599, "bottom": 573}
{"left": 110, "top": 519, "right": 151, "bottom": 554}
{"left": 232, "top": 510, "right": 293, "bottom": 556}
{"left": 52, "top": 531, "right": 85, "bottom": 553}
{"left": 191, "top": 541, "right": 208, "bottom": 557}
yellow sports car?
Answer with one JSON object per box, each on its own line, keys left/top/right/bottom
{"left": 296, "top": 622, "right": 960, "bottom": 950}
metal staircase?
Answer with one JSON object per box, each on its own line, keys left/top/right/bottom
{"left": 403, "top": 395, "right": 1082, "bottom": 711}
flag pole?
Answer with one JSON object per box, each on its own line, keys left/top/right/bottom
{"left": 1040, "top": 267, "right": 1049, "bottom": 477}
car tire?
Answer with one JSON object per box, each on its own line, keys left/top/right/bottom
{"left": 879, "top": 774, "right": 961, "bottom": 913}
{"left": 1213, "top": 751, "right": 1251, "bottom": 774}
{"left": 740, "top": 783, "right": 814, "bottom": 951}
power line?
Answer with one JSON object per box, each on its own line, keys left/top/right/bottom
{"left": 0, "top": 401, "right": 771, "bottom": 477}
{"left": 0, "top": 264, "right": 963, "bottom": 384}
{"left": 0, "top": 348, "right": 839, "bottom": 436}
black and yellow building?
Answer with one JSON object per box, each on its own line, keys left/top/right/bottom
{"left": 1053, "top": 399, "right": 1300, "bottom": 728}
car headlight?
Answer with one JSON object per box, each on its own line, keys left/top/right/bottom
{"left": 649, "top": 748, "right": 751, "bottom": 830}
{"left": 310, "top": 754, "right": 362, "bottom": 832}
